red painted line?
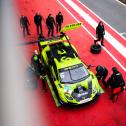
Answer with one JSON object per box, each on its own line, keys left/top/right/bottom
{"left": 73, "top": 0, "right": 126, "bottom": 46}
{"left": 60, "top": 0, "right": 126, "bottom": 69}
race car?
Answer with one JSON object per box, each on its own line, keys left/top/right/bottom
{"left": 40, "top": 33, "right": 102, "bottom": 105}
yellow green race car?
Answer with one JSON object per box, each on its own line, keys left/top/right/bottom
{"left": 40, "top": 33, "right": 102, "bottom": 105}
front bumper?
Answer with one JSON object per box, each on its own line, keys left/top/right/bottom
{"left": 60, "top": 93, "right": 100, "bottom": 105}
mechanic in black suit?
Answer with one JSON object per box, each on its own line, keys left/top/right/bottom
{"left": 31, "top": 50, "right": 47, "bottom": 90}
{"left": 107, "top": 67, "right": 125, "bottom": 90}
{"left": 94, "top": 21, "right": 105, "bottom": 46}
{"left": 34, "top": 12, "right": 43, "bottom": 35}
{"left": 96, "top": 65, "right": 108, "bottom": 88}
{"left": 46, "top": 14, "right": 56, "bottom": 37}
{"left": 56, "top": 12, "right": 63, "bottom": 33}
{"left": 20, "top": 15, "right": 30, "bottom": 36}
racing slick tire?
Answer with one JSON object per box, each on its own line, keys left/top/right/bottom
{"left": 90, "top": 44, "right": 101, "bottom": 54}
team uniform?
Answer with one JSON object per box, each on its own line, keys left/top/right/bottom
{"left": 46, "top": 14, "right": 56, "bottom": 37}
{"left": 20, "top": 15, "right": 30, "bottom": 36}
{"left": 56, "top": 12, "right": 63, "bottom": 32}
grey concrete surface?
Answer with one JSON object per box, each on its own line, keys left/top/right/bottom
{"left": 80, "top": 0, "right": 126, "bottom": 38}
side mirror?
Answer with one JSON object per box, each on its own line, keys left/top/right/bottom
{"left": 87, "top": 65, "right": 91, "bottom": 69}
{"left": 87, "top": 65, "right": 95, "bottom": 69}
{"left": 52, "top": 76, "right": 56, "bottom": 81}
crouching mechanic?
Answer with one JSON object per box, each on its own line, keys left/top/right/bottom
{"left": 96, "top": 65, "right": 108, "bottom": 88}
{"left": 107, "top": 67, "right": 125, "bottom": 91}
{"left": 31, "top": 50, "right": 47, "bottom": 90}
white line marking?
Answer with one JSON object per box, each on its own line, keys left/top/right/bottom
{"left": 57, "top": 0, "right": 126, "bottom": 72}
{"left": 120, "top": 32, "right": 126, "bottom": 35}
{"left": 78, "top": 0, "right": 126, "bottom": 41}
{"left": 115, "top": 0, "right": 126, "bottom": 7}
{"left": 64, "top": 0, "right": 126, "bottom": 59}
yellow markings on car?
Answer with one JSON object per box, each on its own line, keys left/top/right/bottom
{"left": 60, "top": 22, "right": 82, "bottom": 32}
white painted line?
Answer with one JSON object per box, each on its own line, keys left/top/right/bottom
{"left": 115, "top": 0, "right": 126, "bottom": 7}
{"left": 57, "top": 0, "right": 126, "bottom": 72}
{"left": 78, "top": 0, "right": 126, "bottom": 41}
{"left": 65, "top": 0, "right": 126, "bottom": 59}
{"left": 120, "top": 32, "right": 126, "bottom": 35}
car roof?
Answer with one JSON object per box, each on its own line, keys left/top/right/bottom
{"left": 49, "top": 42, "right": 82, "bottom": 70}
{"left": 55, "top": 57, "right": 82, "bottom": 70}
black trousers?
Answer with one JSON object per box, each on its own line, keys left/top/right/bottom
{"left": 56, "top": 23, "right": 61, "bottom": 32}
{"left": 96, "top": 71, "right": 108, "bottom": 87}
{"left": 48, "top": 26, "right": 54, "bottom": 37}
{"left": 36, "top": 24, "right": 42, "bottom": 35}
{"left": 22, "top": 25, "right": 30, "bottom": 36}
{"left": 94, "top": 36, "right": 104, "bottom": 45}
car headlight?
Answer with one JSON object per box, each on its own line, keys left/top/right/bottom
{"left": 64, "top": 92, "right": 73, "bottom": 100}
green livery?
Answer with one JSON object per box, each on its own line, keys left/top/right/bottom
{"left": 41, "top": 35, "right": 101, "bottom": 105}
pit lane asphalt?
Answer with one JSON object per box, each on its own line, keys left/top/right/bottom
{"left": 80, "top": 0, "right": 126, "bottom": 38}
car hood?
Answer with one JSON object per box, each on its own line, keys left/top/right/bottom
{"left": 62, "top": 77, "right": 93, "bottom": 101}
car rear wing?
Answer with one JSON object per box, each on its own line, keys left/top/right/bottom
{"left": 39, "top": 35, "right": 70, "bottom": 46}
{"left": 39, "top": 22, "right": 82, "bottom": 46}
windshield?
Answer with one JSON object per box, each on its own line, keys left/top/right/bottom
{"left": 59, "top": 64, "right": 89, "bottom": 84}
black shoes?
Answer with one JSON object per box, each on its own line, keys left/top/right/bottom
{"left": 94, "top": 40, "right": 96, "bottom": 45}
{"left": 101, "top": 43, "right": 104, "bottom": 46}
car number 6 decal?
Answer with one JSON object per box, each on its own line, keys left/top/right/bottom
{"left": 60, "top": 73, "right": 64, "bottom": 78}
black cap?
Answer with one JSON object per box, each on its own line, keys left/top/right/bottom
{"left": 96, "top": 65, "right": 102, "bottom": 71}
{"left": 112, "top": 67, "right": 118, "bottom": 73}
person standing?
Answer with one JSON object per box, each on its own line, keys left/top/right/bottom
{"left": 96, "top": 65, "right": 108, "bottom": 88}
{"left": 46, "top": 14, "right": 56, "bottom": 37}
{"left": 20, "top": 15, "right": 30, "bottom": 36}
{"left": 56, "top": 12, "right": 63, "bottom": 33}
{"left": 34, "top": 12, "right": 43, "bottom": 35}
{"left": 94, "top": 21, "right": 105, "bottom": 46}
